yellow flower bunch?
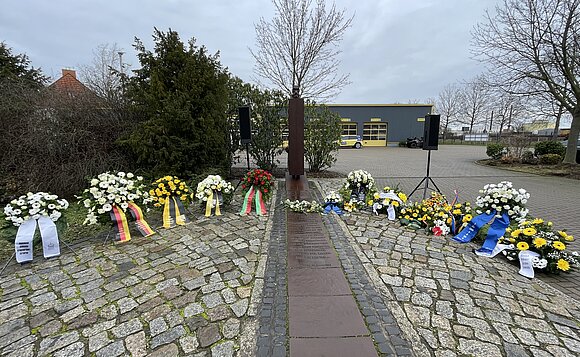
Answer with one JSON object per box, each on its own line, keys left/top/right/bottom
{"left": 499, "top": 217, "right": 578, "bottom": 273}
{"left": 149, "top": 176, "right": 192, "bottom": 207}
{"left": 373, "top": 185, "right": 409, "bottom": 216}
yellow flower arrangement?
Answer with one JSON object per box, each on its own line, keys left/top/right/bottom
{"left": 532, "top": 237, "right": 547, "bottom": 248}
{"left": 557, "top": 259, "right": 570, "bottom": 271}
{"left": 553, "top": 241, "right": 566, "bottom": 251}
{"left": 150, "top": 176, "right": 192, "bottom": 208}
{"left": 517, "top": 242, "right": 529, "bottom": 251}
{"left": 499, "top": 217, "right": 578, "bottom": 274}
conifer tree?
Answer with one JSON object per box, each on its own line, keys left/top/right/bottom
{"left": 123, "top": 29, "right": 231, "bottom": 177}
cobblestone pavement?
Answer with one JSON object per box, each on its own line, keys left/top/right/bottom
{"left": 316, "top": 179, "right": 580, "bottom": 357}
{"left": 0, "top": 196, "right": 275, "bottom": 357}
{"left": 311, "top": 145, "right": 580, "bottom": 298}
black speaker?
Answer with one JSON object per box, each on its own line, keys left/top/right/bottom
{"left": 423, "top": 114, "right": 440, "bottom": 150}
{"left": 239, "top": 106, "right": 252, "bottom": 144}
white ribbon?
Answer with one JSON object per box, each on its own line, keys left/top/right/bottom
{"left": 386, "top": 205, "right": 396, "bottom": 220}
{"left": 39, "top": 216, "right": 60, "bottom": 259}
{"left": 15, "top": 219, "right": 36, "bottom": 263}
{"left": 14, "top": 217, "right": 60, "bottom": 263}
{"left": 474, "top": 243, "right": 514, "bottom": 258}
{"left": 376, "top": 191, "right": 403, "bottom": 221}
{"left": 518, "top": 250, "right": 540, "bottom": 279}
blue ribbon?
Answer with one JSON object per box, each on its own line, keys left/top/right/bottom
{"left": 324, "top": 203, "right": 343, "bottom": 215}
{"left": 451, "top": 211, "right": 496, "bottom": 243}
{"left": 476, "top": 212, "right": 510, "bottom": 255}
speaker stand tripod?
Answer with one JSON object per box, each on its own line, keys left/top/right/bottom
{"left": 409, "top": 149, "right": 441, "bottom": 200}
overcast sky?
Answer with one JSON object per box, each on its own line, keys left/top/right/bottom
{"left": 1, "top": 0, "right": 499, "bottom": 104}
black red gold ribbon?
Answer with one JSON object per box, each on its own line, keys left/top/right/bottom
{"left": 162, "top": 196, "right": 189, "bottom": 228}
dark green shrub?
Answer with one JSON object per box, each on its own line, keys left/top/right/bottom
{"left": 398, "top": 141, "right": 406, "bottom": 147}
{"left": 539, "top": 153, "right": 562, "bottom": 165}
{"left": 521, "top": 151, "right": 538, "bottom": 165}
{"left": 535, "top": 141, "right": 565, "bottom": 158}
{"left": 304, "top": 104, "right": 342, "bottom": 172}
{"left": 122, "top": 29, "right": 231, "bottom": 178}
{"left": 486, "top": 143, "right": 505, "bottom": 160}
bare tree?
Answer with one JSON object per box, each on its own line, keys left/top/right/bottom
{"left": 458, "top": 76, "right": 490, "bottom": 133}
{"left": 79, "top": 43, "right": 125, "bottom": 107}
{"left": 436, "top": 84, "right": 462, "bottom": 139}
{"left": 487, "top": 89, "right": 526, "bottom": 137}
{"left": 529, "top": 91, "right": 569, "bottom": 139}
{"left": 250, "top": 0, "right": 353, "bottom": 100}
{"left": 472, "top": 0, "right": 580, "bottom": 163}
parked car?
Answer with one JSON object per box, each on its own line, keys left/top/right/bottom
{"left": 406, "top": 137, "right": 424, "bottom": 148}
{"left": 340, "top": 135, "right": 363, "bottom": 149}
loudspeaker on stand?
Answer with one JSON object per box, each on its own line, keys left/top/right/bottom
{"left": 239, "top": 106, "right": 252, "bottom": 144}
{"left": 423, "top": 114, "right": 440, "bottom": 150}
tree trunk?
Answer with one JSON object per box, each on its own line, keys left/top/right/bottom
{"left": 563, "top": 107, "right": 580, "bottom": 164}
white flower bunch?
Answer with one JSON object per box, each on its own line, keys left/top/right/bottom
{"left": 475, "top": 181, "right": 530, "bottom": 221}
{"left": 284, "top": 199, "right": 323, "bottom": 213}
{"left": 324, "top": 191, "right": 342, "bottom": 204}
{"left": 79, "top": 172, "right": 151, "bottom": 225}
{"left": 345, "top": 170, "right": 375, "bottom": 190}
{"left": 4, "top": 192, "right": 69, "bottom": 226}
{"left": 195, "top": 175, "right": 234, "bottom": 202}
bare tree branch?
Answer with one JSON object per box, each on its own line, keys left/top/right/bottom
{"left": 472, "top": 0, "right": 580, "bottom": 163}
{"left": 250, "top": 0, "right": 353, "bottom": 101}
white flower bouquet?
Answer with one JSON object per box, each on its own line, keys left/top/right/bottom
{"left": 284, "top": 199, "right": 323, "bottom": 213}
{"left": 340, "top": 170, "right": 377, "bottom": 211}
{"left": 324, "top": 191, "right": 343, "bottom": 205}
{"left": 4, "top": 192, "right": 69, "bottom": 226}
{"left": 195, "top": 175, "right": 234, "bottom": 207}
{"left": 475, "top": 181, "right": 530, "bottom": 221}
{"left": 79, "top": 172, "right": 151, "bottom": 225}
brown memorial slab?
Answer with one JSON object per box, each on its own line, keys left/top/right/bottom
{"left": 290, "top": 337, "right": 378, "bottom": 357}
{"left": 288, "top": 268, "right": 352, "bottom": 296}
{"left": 289, "top": 296, "right": 369, "bottom": 337}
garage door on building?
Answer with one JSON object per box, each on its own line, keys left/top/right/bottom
{"left": 341, "top": 120, "right": 358, "bottom": 136}
{"left": 363, "top": 120, "right": 387, "bottom": 146}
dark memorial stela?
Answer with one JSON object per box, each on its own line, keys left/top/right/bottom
{"left": 285, "top": 175, "right": 377, "bottom": 356}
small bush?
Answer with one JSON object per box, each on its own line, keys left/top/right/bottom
{"left": 535, "top": 141, "right": 566, "bottom": 158}
{"left": 486, "top": 143, "right": 505, "bottom": 160}
{"left": 539, "top": 153, "right": 562, "bottom": 165}
{"left": 501, "top": 155, "right": 519, "bottom": 164}
{"left": 521, "top": 151, "right": 538, "bottom": 165}
{"left": 398, "top": 141, "right": 406, "bottom": 147}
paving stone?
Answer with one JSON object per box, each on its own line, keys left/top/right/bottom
{"left": 111, "top": 318, "right": 143, "bottom": 338}
{"left": 89, "top": 331, "right": 111, "bottom": 352}
{"left": 222, "top": 318, "right": 241, "bottom": 339}
{"left": 95, "top": 340, "right": 125, "bottom": 357}
{"left": 39, "top": 331, "right": 79, "bottom": 355}
{"left": 211, "top": 341, "right": 235, "bottom": 357}
{"left": 118, "top": 297, "right": 139, "bottom": 314}
{"left": 179, "top": 335, "right": 200, "bottom": 354}
{"left": 147, "top": 343, "right": 179, "bottom": 357}
{"left": 0, "top": 319, "right": 25, "bottom": 338}
{"left": 53, "top": 341, "right": 85, "bottom": 357}
{"left": 504, "top": 343, "right": 531, "bottom": 357}
{"left": 198, "top": 323, "right": 221, "bottom": 347}
{"left": 150, "top": 325, "right": 186, "bottom": 349}
{"left": 202, "top": 292, "right": 224, "bottom": 309}
{"left": 230, "top": 298, "right": 249, "bottom": 318}
{"left": 184, "top": 303, "right": 204, "bottom": 317}
{"left": 0, "top": 327, "right": 30, "bottom": 350}
{"left": 125, "top": 331, "right": 147, "bottom": 357}
{"left": 458, "top": 339, "right": 502, "bottom": 357}
{"left": 208, "top": 305, "right": 231, "bottom": 321}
